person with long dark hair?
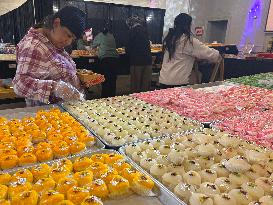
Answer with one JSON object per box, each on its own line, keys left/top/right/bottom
{"left": 126, "top": 16, "right": 152, "bottom": 93}
{"left": 13, "top": 6, "right": 86, "bottom": 106}
{"left": 92, "top": 21, "right": 119, "bottom": 98}
{"left": 159, "top": 13, "right": 221, "bottom": 88}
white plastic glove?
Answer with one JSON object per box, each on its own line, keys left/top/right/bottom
{"left": 53, "top": 81, "right": 84, "bottom": 101}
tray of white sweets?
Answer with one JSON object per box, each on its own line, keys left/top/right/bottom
{"left": 61, "top": 96, "right": 202, "bottom": 149}
{"left": 0, "top": 105, "right": 104, "bottom": 171}
{"left": 0, "top": 149, "right": 185, "bottom": 205}
{"left": 120, "top": 128, "right": 273, "bottom": 205}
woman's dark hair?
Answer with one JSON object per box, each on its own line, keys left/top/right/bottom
{"left": 163, "top": 13, "right": 193, "bottom": 60}
{"left": 102, "top": 21, "right": 112, "bottom": 35}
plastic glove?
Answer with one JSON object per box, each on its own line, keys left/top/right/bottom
{"left": 53, "top": 81, "right": 85, "bottom": 101}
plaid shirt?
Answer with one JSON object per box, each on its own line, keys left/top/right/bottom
{"left": 13, "top": 28, "right": 81, "bottom": 107}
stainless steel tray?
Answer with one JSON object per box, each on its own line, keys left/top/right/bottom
{"left": 0, "top": 104, "right": 60, "bottom": 119}
{"left": 60, "top": 102, "right": 202, "bottom": 150}
{"left": 4, "top": 149, "right": 185, "bottom": 205}
{"left": 119, "top": 146, "right": 187, "bottom": 205}
{"left": 0, "top": 104, "right": 105, "bottom": 171}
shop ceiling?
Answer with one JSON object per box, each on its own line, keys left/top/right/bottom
{"left": 0, "top": 0, "right": 166, "bottom": 16}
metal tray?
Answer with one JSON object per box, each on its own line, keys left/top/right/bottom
{"left": 119, "top": 145, "right": 187, "bottom": 205}
{"left": 0, "top": 104, "right": 105, "bottom": 171}
{"left": 119, "top": 131, "right": 207, "bottom": 205}
{"left": 60, "top": 102, "right": 202, "bottom": 150}
{"left": 4, "top": 149, "right": 185, "bottom": 205}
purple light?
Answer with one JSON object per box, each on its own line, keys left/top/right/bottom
{"left": 240, "top": 0, "right": 262, "bottom": 47}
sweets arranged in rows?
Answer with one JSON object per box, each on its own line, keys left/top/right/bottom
{"left": 0, "top": 109, "right": 96, "bottom": 170}
{"left": 0, "top": 153, "right": 154, "bottom": 205}
{"left": 124, "top": 129, "right": 273, "bottom": 205}
{"left": 213, "top": 109, "right": 273, "bottom": 149}
{"left": 228, "top": 73, "right": 273, "bottom": 90}
{"left": 133, "top": 85, "right": 273, "bottom": 123}
{"left": 63, "top": 96, "right": 200, "bottom": 146}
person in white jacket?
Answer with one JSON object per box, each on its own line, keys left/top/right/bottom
{"left": 159, "top": 13, "right": 221, "bottom": 88}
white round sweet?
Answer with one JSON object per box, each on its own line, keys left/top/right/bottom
{"left": 199, "top": 169, "right": 218, "bottom": 183}
{"left": 228, "top": 189, "right": 253, "bottom": 205}
{"left": 156, "top": 155, "right": 169, "bottom": 166}
{"left": 124, "top": 134, "right": 139, "bottom": 142}
{"left": 159, "top": 145, "right": 171, "bottom": 155}
{"left": 111, "top": 136, "right": 126, "bottom": 146}
{"left": 218, "top": 134, "right": 240, "bottom": 147}
{"left": 150, "top": 139, "right": 163, "bottom": 149}
{"left": 184, "top": 160, "right": 202, "bottom": 172}
{"left": 185, "top": 148, "right": 198, "bottom": 159}
{"left": 251, "top": 164, "right": 270, "bottom": 178}
{"left": 221, "top": 147, "right": 238, "bottom": 159}
{"left": 245, "top": 168, "right": 262, "bottom": 181}
{"left": 171, "top": 142, "right": 185, "bottom": 150}
{"left": 199, "top": 182, "right": 220, "bottom": 198}
{"left": 167, "top": 149, "right": 185, "bottom": 165}
{"left": 229, "top": 173, "right": 249, "bottom": 187}
{"left": 183, "top": 171, "right": 202, "bottom": 187}
{"left": 241, "top": 182, "right": 264, "bottom": 201}
{"left": 174, "top": 183, "right": 196, "bottom": 203}
{"left": 259, "top": 195, "right": 273, "bottom": 205}
{"left": 150, "top": 164, "right": 168, "bottom": 179}
{"left": 196, "top": 144, "right": 217, "bottom": 157}
{"left": 255, "top": 177, "right": 273, "bottom": 195}
{"left": 210, "top": 163, "right": 230, "bottom": 178}
{"left": 215, "top": 177, "right": 234, "bottom": 193}
{"left": 245, "top": 149, "right": 268, "bottom": 164}
{"left": 125, "top": 144, "right": 141, "bottom": 156}
{"left": 145, "top": 148, "right": 160, "bottom": 158}
{"left": 189, "top": 193, "right": 213, "bottom": 205}
{"left": 167, "top": 164, "right": 185, "bottom": 176}
{"left": 224, "top": 156, "right": 251, "bottom": 173}
{"left": 140, "top": 158, "right": 156, "bottom": 171}
{"left": 132, "top": 151, "right": 147, "bottom": 163}
{"left": 192, "top": 133, "right": 212, "bottom": 145}
{"left": 162, "top": 172, "right": 183, "bottom": 189}
{"left": 139, "top": 141, "right": 153, "bottom": 150}
{"left": 213, "top": 193, "right": 237, "bottom": 205}
{"left": 196, "top": 156, "right": 215, "bottom": 169}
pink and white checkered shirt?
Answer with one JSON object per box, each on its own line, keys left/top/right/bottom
{"left": 13, "top": 28, "right": 81, "bottom": 107}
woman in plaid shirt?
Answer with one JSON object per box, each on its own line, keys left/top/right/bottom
{"left": 13, "top": 6, "right": 86, "bottom": 106}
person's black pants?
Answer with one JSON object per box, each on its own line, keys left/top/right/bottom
{"left": 99, "top": 57, "right": 118, "bottom": 98}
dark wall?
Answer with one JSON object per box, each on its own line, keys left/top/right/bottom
{"left": 0, "top": 0, "right": 34, "bottom": 44}
{"left": 55, "top": 0, "right": 165, "bottom": 47}
{"left": 0, "top": 0, "right": 165, "bottom": 46}
{"left": 0, "top": 0, "right": 53, "bottom": 44}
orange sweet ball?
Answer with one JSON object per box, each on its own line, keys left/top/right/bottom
{"left": 0, "top": 148, "right": 17, "bottom": 157}
{"left": 35, "top": 147, "right": 53, "bottom": 162}
{"left": 70, "top": 142, "right": 86, "bottom": 155}
{"left": 18, "top": 153, "right": 37, "bottom": 166}
{"left": 17, "top": 145, "right": 34, "bottom": 157}
{"left": 52, "top": 141, "right": 70, "bottom": 158}
{"left": 0, "top": 155, "right": 18, "bottom": 170}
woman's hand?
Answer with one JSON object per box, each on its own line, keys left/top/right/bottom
{"left": 52, "top": 81, "right": 84, "bottom": 101}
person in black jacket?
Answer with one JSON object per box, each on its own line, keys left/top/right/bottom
{"left": 126, "top": 16, "right": 152, "bottom": 93}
